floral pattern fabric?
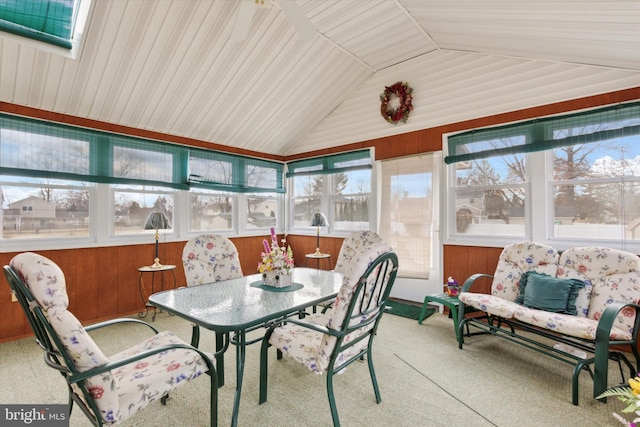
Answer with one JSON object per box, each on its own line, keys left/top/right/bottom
{"left": 333, "top": 231, "right": 383, "bottom": 274}
{"left": 10, "top": 252, "right": 212, "bottom": 426}
{"left": 489, "top": 242, "right": 559, "bottom": 301}
{"left": 268, "top": 241, "right": 394, "bottom": 374}
{"left": 460, "top": 243, "right": 640, "bottom": 341}
{"left": 556, "top": 246, "right": 640, "bottom": 337}
{"left": 182, "top": 234, "right": 243, "bottom": 286}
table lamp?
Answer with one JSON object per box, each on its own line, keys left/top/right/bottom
{"left": 310, "top": 212, "right": 328, "bottom": 256}
{"left": 144, "top": 211, "right": 171, "bottom": 268}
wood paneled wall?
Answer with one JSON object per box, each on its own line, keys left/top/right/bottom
{"left": 0, "top": 235, "right": 344, "bottom": 342}
{"left": 1, "top": 87, "right": 638, "bottom": 342}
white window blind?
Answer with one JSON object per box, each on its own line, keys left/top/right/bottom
{"left": 379, "top": 154, "right": 435, "bottom": 278}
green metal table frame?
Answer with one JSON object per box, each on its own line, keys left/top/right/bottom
{"left": 149, "top": 268, "right": 342, "bottom": 427}
{"left": 418, "top": 292, "right": 475, "bottom": 343}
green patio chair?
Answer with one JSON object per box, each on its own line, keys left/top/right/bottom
{"left": 259, "top": 242, "right": 399, "bottom": 426}
{"left": 4, "top": 252, "right": 218, "bottom": 426}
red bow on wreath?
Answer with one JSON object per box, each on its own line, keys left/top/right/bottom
{"left": 380, "top": 81, "right": 413, "bottom": 124}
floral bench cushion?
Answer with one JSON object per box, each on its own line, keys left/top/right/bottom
{"left": 490, "top": 242, "right": 559, "bottom": 302}
{"left": 557, "top": 246, "right": 640, "bottom": 335}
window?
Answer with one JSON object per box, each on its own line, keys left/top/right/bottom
{"left": 287, "top": 150, "right": 372, "bottom": 232}
{"left": 1, "top": 176, "right": 92, "bottom": 240}
{"left": 379, "top": 155, "right": 436, "bottom": 278}
{"left": 0, "top": 113, "right": 286, "bottom": 249}
{"left": 451, "top": 153, "right": 527, "bottom": 236}
{"left": 331, "top": 169, "right": 371, "bottom": 231}
{"left": 290, "top": 175, "right": 323, "bottom": 228}
{"left": 0, "top": 0, "right": 92, "bottom": 56}
{"left": 551, "top": 127, "right": 640, "bottom": 242}
{"left": 112, "top": 185, "right": 174, "bottom": 236}
{"left": 246, "top": 193, "right": 279, "bottom": 230}
{"left": 445, "top": 102, "right": 640, "bottom": 250}
{"left": 189, "top": 189, "right": 235, "bottom": 233}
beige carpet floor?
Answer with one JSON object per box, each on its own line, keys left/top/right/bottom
{"left": 0, "top": 310, "right": 630, "bottom": 426}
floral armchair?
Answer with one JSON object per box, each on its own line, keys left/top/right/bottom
{"left": 182, "top": 234, "right": 243, "bottom": 286}
{"left": 333, "top": 230, "right": 384, "bottom": 274}
{"left": 259, "top": 241, "right": 398, "bottom": 426}
{"left": 4, "top": 252, "right": 217, "bottom": 426}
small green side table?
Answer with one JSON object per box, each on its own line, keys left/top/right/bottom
{"left": 418, "top": 292, "right": 474, "bottom": 343}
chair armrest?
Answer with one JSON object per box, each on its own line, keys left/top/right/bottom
{"left": 68, "top": 343, "right": 215, "bottom": 385}
{"left": 593, "top": 301, "right": 640, "bottom": 399}
{"left": 270, "top": 318, "right": 344, "bottom": 338}
{"left": 84, "top": 318, "right": 159, "bottom": 335}
{"left": 461, "top": 273, "right": 494, "bottom": 292}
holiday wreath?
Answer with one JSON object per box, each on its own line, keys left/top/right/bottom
{"left": 380, "top": 81, "right": 413, "bottom": 124}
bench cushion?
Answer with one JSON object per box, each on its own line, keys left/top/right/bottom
{"left": 513, "top": 306, "right": 632, "bottom": 340}
{"left": 491, "top": 242, "right": 560, "bottom": 302}
{"left": 459, "top": 293, "right": 521, "bottom": 319}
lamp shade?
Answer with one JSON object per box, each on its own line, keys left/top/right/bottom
{"left": 310, "top": 212, "right": 328, "bottom": 227}
{"left": 144, "top": 212, "right": 171, "bottom": 230}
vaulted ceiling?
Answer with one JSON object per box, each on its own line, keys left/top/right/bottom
{"left": 1, "top": 0, "right": 639, "bottom": 157}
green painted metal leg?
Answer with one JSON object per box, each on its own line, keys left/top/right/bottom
{"left": 259, "top": 336, "right": 269, "bottom": 404}
{"left": 215, "top": 332, "right": 225, "bottom": 387}
{"left": 231, "top": 330, "right": 246, "bottom": 427}
{"left": 327, "top": 372, "right": 340, "bottom": 427}
{"left": 190, "top": 324, "right": 200, "bottom": 347}
{"left": 367, "top": 348, "right": 382, "bottom": 403}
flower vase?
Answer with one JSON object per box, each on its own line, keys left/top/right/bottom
{"left": 262, "top": 270, "right": 292, "bottom": 288}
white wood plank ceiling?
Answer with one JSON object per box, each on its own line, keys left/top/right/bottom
{"left": 0, "top": 0, "right": 639, "bottom": 157}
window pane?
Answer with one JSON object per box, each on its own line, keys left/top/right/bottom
{"left": 332, "top": 170, "right": 370, "bottom": 231}
{"left": 554, "top": 182, "right": 640, "bottom": 241}
{"left": 1, "top": 127, "right": 90, "bottom": 174}
{"left": 291, "top": 175, "right": 322, "bottom": 227}
{"left": 113, "top": 188, "right": 173, "bottom": 235}
{"left": 553, "top": 137, "right": 640, "bottom": 181}
{"left": 1, "top": 181, "right": 91, "bottom": 239}
{"left": 189, "top": 191, "right": 234, "bottom": 232}
{"left": 113, "top": 146, "right": 173, "bottom": 182}
{"left": 246, "top": 164, "right": 278, "bottom": 190}
{"left": 246, "top": 194, "right": 277, "bottom": 229}
{"left": 454, "top": 187, "right": 526, "bottom": 235}
{"left": 455, "top": 155, "right": 526, "bottom": 186}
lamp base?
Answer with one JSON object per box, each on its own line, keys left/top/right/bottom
{"left": 313, "top": 248, "right": 323, "bottom": 256}
{"left": 150, "top": 258, "right": 163, "bottom": 269}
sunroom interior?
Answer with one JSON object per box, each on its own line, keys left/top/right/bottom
{"left": 1, "top": 0, "right": 639, "bottom": 350}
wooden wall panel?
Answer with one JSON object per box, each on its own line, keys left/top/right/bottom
{"left": 443, "top": 245, "right": 503, "bottom": 294}
{"left": 0, "top": 236, "right": 270, "bottom": 342}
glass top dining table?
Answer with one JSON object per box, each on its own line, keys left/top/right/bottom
{"left": 149, "top": 267, "right": 343, "bottom": 427}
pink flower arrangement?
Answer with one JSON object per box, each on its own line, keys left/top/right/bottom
{"left": 258, "top": 228, "right": 294, "bottom": 274}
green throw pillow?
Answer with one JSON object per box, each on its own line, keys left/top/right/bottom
{"left": 516, "top": 271, "right": 584, "bottom": 315}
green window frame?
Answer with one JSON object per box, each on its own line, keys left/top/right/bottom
{"left": 445, "top": 102, "right": 640, "bottom": 165}
{"left": 0, "top": 113, "right": 285, "bottom": 193}
{"left": 286, "top": 149, "right": 372, "bottom": 178}
{"left": 0, "top": 0, "right": 82, "bottom": 49}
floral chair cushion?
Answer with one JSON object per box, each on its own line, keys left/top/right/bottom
{"left": 269, "top": 241, "right": 394, "bottom": 374}
{"left": 333, "top": 231, "right": 383, "bottom": 274}
{"left": 557, "top": 247, "right": 640, "bottom": 334}
{"left": 10, "top": 252, "right": 211, "bottom": 425}
{"left": 182, "top": 234, "right": 243, "bottom": 286}
{"left": 489, "top": 242, "right": 559, "bottom": 302}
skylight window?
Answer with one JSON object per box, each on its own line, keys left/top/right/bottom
{"left": 0, "top": 0, "right": 90, "bottom": 54}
